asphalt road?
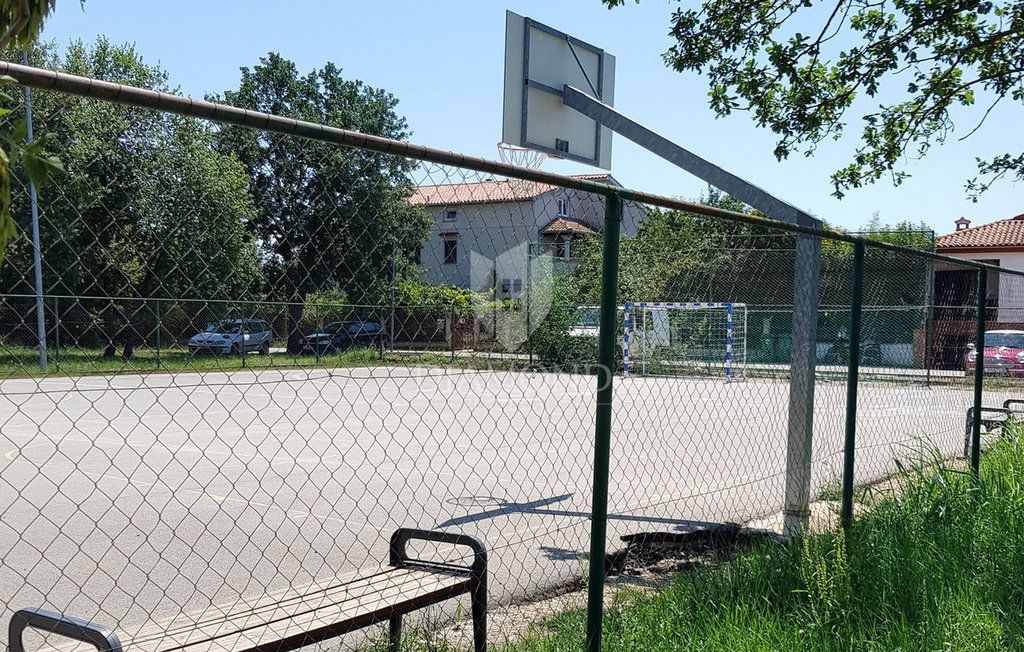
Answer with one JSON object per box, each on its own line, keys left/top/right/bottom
{"left": 0, "top": 366, "right": 1004, "bottom": 645}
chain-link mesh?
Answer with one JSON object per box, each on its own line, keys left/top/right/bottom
{"left": 0, "top": 63, "right": 1021, "bottom": 652}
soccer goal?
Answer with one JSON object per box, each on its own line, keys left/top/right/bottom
{"left": 623, "top": 302, "right": 747, "bottom": 380}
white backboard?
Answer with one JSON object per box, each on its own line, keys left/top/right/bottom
{"left": 502, "top": 11, "right": 615, "bottom": 170}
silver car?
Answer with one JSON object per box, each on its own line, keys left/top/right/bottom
{"left": 188, "top": 319, "right": 273, "bottom": 355}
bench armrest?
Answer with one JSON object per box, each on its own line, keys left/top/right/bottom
{"left": 966, "top": 406, "right": 1015, "bottom": 429}
{"left": 9, "top": 609, "right": 122, "bottom": 652}
{"left": 389, "top": 528, "right": 487, "bottom": 579}
{"left": 1004, "top": 399, "right": 1024, "bottom": 412}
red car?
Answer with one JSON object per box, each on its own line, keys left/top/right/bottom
{"left": 965, "top": 330, "right": 1024, "bottom": 376}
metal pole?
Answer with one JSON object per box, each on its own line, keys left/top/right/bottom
{"left": 52, "top": 295, "right": 59, "bottom": 369}
{"left": 155, "top": 299, "right": 161, "bottom": 369}
{"left": 390, "top": 241, "right": 396, "bottom": 353}
{"left": 921, "top": 252, "right": 937, "bottom": 386}
{"left": 493, "top": 260, "right": 498, "bottom": 348}
{"left": 23, "top": 51, "right": 46, "bottom": 372}
{"left": 314, "top": 301, "right": 321, "bottom": 366}
{"left": 782, "top": 235, "right": 822, "bottom": 537}
{"left": 840, "top": 241, "right": 865, "bottom": 531}
{"left": 240, "top": 309, "right": 247, "bottom": 368}
{"left": 584, "top": 192, "right": 623, "bottom": 652}
{"left": 526, "top": 243, "right": 532, "bottom": 365}
{"left": 971, "top": 267, "right": 987, "bottom": 478}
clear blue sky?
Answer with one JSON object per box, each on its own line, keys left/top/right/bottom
{"left": 39, "top": 0, "right": 1021, "bottom": 235}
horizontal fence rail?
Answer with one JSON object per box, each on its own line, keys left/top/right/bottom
{"left": 0, "top": 60, "right": 1021, "bottom": 279}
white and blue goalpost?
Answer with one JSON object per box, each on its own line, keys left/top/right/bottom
{"left": 622, "top": 302, "right": 747, "bottom": 381}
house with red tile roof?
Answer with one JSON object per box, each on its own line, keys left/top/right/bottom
{"left": 936, "top": 213, "right": 1024, "bottom": 253}
{"left": 929, "top": 213, "right": 1024, "bottom": 367}
{"left": 408, "top": 174, "right": 644, "bottom": 296}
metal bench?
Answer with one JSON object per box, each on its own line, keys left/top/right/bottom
{"left": 963, "top": 400, "right": 1024, "bottom": 457}
{"left": 9, "top": 528, "right": 487, "bottom": 652}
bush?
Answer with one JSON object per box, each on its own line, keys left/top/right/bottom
{"left": 529, "top": 276, "right": 599, "bottom": 369}
{"left": 396, "top": 280, "right": 485, "bottom": 317}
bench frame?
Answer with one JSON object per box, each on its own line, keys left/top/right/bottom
{"left": 9, "top": 528, "right": 487, "bottom": 652}
{"left": 963, "top": 399, "right": 1024, "bottom": 457}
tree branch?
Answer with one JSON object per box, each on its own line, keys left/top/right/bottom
{"left": 0, "top": 0, "right": 30, "bottom": 51}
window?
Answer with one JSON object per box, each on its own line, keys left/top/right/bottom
{"left": 555, "top": 139, "right": 570, "bottom": 156}
{"left": 554, "top": 239, "right": 568, "bottom": 259}
{"left": 362, "top": 323, "right": 380, "bottom": 334}
{"left": 412, "top": 244, "right": 422, "bottom": 265}
{"left": 444, "top": 210, "right": 457, "bottom": 222}
{"left": 443, "top": 237, "right": 458, "bottom": 265}
{"left": 501, "top": 279, "right": 512, "bottom": 294}
{"left": 556, "top": 199, "right": 570, "bottom": 218}
{"left": 513, "top": 279, "right": 523, "bottom": 293}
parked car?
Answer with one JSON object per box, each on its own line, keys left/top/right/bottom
{"left": 965, "top": 329, "right": 1024, "bottom": 377}
{"left": 188, "top": 319, "right": 273, "bottom": 356}
{"left": 303, "top": 321, "right": 385, "bottom": 354}
{"left": 826, "top": 337, "right": 883, "bottom": 367}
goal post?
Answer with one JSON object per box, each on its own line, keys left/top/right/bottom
{"left": 622, "top": 302, "right": 747, "bottom": 381}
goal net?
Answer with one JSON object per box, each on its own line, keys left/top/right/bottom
{"left": 623, "top": 302, "right": 747, "bottom": 380}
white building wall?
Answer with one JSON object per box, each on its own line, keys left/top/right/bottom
{"left": 417, "top": 189, "right": 645, "bottom": 296}
{"left": 418, "top": 201, "right": 534, "bottom": 295}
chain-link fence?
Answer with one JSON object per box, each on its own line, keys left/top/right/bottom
{"left": 0, "top": 60, "right": 1021, "bottom": 652}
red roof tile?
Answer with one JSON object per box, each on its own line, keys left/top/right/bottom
{"left": 408, "top": 174, "right": 616, "bottom": 207}
{"left": 936, "top": 214, "right": 1024, "bottom": 250}
{"left": 541, "top": 218, "right": 598, "bottom": 235}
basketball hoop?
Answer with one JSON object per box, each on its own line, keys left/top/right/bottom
{"left": 497, "top": 142, "right": 547, "bottom": 192}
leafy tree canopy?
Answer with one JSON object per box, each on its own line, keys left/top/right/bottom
{"left": 213, "top": 53, "right": 432, "bottom": 351}
{"left": 571, "top": 188, "right": 933, "bottom": 317}
{"left": 0, "top": 0, "right": 65, "bottom": 264}
{"left": 603, "top": 0, "right": 1024, "bottom": 199}
{"left": 0, "top": 38, "right": 260, "bottom": 303}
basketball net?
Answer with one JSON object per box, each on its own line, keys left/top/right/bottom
{"left": 497, "top": 142, "right": 547, "bottom": 192}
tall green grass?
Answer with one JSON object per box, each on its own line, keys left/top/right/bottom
{"left": 510, "top": 434, "right": 1024, "bottom": 651}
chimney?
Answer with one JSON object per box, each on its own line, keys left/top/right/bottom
{"left": 955, "top": 216, "right": 971, "bottom": 231}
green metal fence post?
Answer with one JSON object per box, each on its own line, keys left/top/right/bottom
{"left": 314, "top": 301, "right": 321, "bottom": 366}
{"left": 155, "top": 299, "right": 162, "bottom": 369}
{"left": 971, "top": 267, "right": 987, "bottom": 478}
{"left": 840, "top": 240, "right": 865, "bottom": 532}
{"left": 52, "top": 296, "right": 60, "bottom": 370}
{"left": 584, "top": 191, "right": 623, "bottom": 652}
{"left": 526, "top": 243, "right": 533, "bottom": 366}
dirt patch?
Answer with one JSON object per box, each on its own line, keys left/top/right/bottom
{"left": 434, "top": 523, "right": 780, "bottom": 648}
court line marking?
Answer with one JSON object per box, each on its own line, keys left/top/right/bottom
{"left": 32, "top": 462, "right": 378, "bottom": 533}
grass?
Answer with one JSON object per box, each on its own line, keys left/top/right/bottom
{"left": 817, "top": 476, "right": 874, "bottom": 505}
{"left": 0, "top": 343, "right": 535, "bottom": 378}
{"left": 0, "top": 344, "right": 387, "bottom": 377}
{"left": 507, "top": 434, "right": 1024, "bottom": 651}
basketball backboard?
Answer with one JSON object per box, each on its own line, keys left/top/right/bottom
{"left": 502, "top": 11, "right": 615, "bottom": 170}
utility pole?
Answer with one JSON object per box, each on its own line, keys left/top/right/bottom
{"left": 23, "top": 50, "right": 47, "bottom": 372}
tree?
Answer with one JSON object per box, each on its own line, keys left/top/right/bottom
{"left": 214, "top": 53, "right": 431, "bottom": 353}
{"left": 856, "top": 214, "right": 934, "bottom": 250}
{"left": 0, "top": 38, "right": 261, "bottom": 355}
{"left": 572, "top": 188, "right": 787, "bottom": 305}
{"left": 0, "top": 0, "right": 64, "bottom": 265}
{"left": 603, "top": 0, "right": 1024, "bottom": 199}
{"left": 569, "top": 188, "right": 934, "bottom": 360}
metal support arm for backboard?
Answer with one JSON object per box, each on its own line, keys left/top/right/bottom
{"left": 561, "top": 84, "right": 822, "bottom": 537}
